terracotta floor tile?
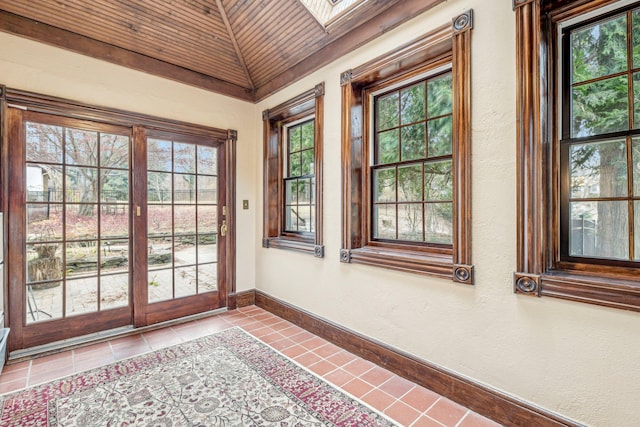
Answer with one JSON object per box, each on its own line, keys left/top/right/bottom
{"left": 294, "top": 351, "right": 322, "bottom": 367}
{"left": 0, "top": 368, "right": 29, "bottom": 384}
{"left": 28, "top": 365, "right": 74, "bottom": 386}
{"left": 253, "top": 312, "right": 277, "bottom": 322}
{"left": 323, "top": 368, "right": 355, "bottom": 387}
{"left": 411, "top": 415, "right": 445, "bottom": 427}
{"left": 280, "top": 344, "right": 308, "bottom": 359}
{"left": 343, "top": 358, "right": 375, "bottom": 377}
{"left": 313, "top": 342, "right": 341, "bottom": 358}
{"left": 269, "top": 337, "right": 295, "bottom": 351}
{"left": 300, "top": 336, "right": 327, "bottom": 351}
{"left": 327, "top": 350, "right": 358, "bottom": 367}
{"left": 31, "top": 351, "right": 72, "bottom": 368}
{"left": 110, "top": 333, "right": 145, "bottom": 346}
{"left": 360, "top": 366, "right": 394, "bottom": 387}
{"left": 307, "top": 360, "right": 338, "bottom": 376}
{"left": 143, "top": 334, "right": 183, "bottom": 350}
{"left": 278, "top": 325, "right": 305, "bottom": 338}
{"left": 1, "top": 361, "right": 31, "bottom": 373}
{"left": 112, "top": 343, "right": 151, "bottom": 361}
{"left": 175, "top": 326, "right": 209, "bottom": 341}
{"left": 0, "top": 378, "right": 27, "bottom": 394}
{"left": 241, "top": 321, "right": 270, "bottom": 333}
{"left": 426, "top": 398, "right": 468, "bottom": 427}
{"left": 258, "top": 332, "right": 285, "bottom": 345}
{"left": 341, "top": 377, "right": 375, "bottom": 398}
{"left": 384, "top": 400, "right": 422, "bottom": 426}
{"left": 249, "top": 326, "right": 277, "bottom": 338}
{"left": 269, "top": 320, "right": 294, "bottom": 332}
{"left": 288, "top": 330, "right": 315, "bottom": 343}
{"left": 458, "top": 411, "right": 502, "bottom": 427}
{"left": 196, "top": 316, "right": 233, "bottom": 332}
{"left": 379, "top": 375, "right": 416, "bottom": 399}
{"left": 361, "top": 388, "right": 395, "bottom": 412}
{"left": 74, "top": 354, "right": 115, "bottom": 373}
{"left": 261, "top": 316, "right": 284, "bottom": 326}
{"left": 401, "top": 385, "right": 441, "bottom": 413}
{"left": 73, "top": 341, "right": 111, "bottom": 355}
{"left": 0, "top": 361, "right": 30, "bottom": 379}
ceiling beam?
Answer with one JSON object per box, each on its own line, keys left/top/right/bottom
{"left": 254, "top": 0, "right": 447, "bottom": 101}
{"left": 0, "top": 10, "right": 255, "bottom": 102}
{"left": 215, "top": 0, "right": 255, "bottom": 90}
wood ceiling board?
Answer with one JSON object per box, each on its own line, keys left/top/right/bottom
{"left": 225, "top": 0, "right": 326, "bottom": 88}
{"left": 0, "top": 0, "right": 449, "bottom": 101}
{"left": 253, "top": 0, "right": 448, "bottom": 100}
{"left": 0, "top": 10, "right": 254, "bottom": 101}
{"left": 0, "top": 0, "right": 251, "bottom": 88}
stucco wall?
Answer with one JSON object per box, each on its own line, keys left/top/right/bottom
{"left": 0, "top": 31, "right": 257, "bottom": 293}
{"left": 255, "top": 1, "right": 640, "bottom": 425}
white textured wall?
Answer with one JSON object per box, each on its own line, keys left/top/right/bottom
{"left": 0, "top": 32, "right": 257, "bottom": 292}
{"left": 255, "top": 1, "right": 640, "bottom": 426}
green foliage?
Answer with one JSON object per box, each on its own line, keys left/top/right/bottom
{"left": 427, "top": 74, "right": 453, "bottom": 118}
{"left": 570, "top": 14, "right": 630, "bottom": 137}
{"left": 377, "top": 92, "right": 399, "bottom": 131}
{"left": 400, "top": 83, "right": 425, "bottom": 125}
{"left": 566, "top": 10, "right": 639, "bottom": 259}
{"left": 377, "top": 129, "right": 399, "bottom": 164}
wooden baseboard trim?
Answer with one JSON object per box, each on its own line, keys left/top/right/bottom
{"left": 254, "top": 290, "right": 582, "bottom": 427}
{"left": 233, "top": 290, "right": 256, "bottom": 308}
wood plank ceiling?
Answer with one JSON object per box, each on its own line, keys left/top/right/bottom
{"left": 0, "top": 0, "right": 445, "bottom": 102}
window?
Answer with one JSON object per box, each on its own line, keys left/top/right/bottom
{"left": 560, "top": 4, "right": 640, "bottom": 264}
{"left": 284, "top": 120, "right": 316, "bottom": 234}
{"left": 371, "top": 72, "right": 454, "bottom": 245}
{"left": 263, "top": 83, "right": 324, "bottom": 257}
{"left": 514, "top": 0, "right": 640, "bottom": 310}
{"left": 340, "top": 11, "right": 473, "bottom": 283}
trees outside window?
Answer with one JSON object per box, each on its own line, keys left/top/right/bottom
{"left": 561, "top": 6, "right": 640, "bottom": 263}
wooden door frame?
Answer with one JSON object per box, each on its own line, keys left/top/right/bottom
{"left": 0, "top": 86, "right": 237, "bottom": 352}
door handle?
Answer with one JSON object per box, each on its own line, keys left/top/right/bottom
{"left": 220, "top": 220, "right": 227, "bottom": 237}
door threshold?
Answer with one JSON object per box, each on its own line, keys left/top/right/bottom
{"left": 8, "top": 307, "right": 228, "bottom": 363}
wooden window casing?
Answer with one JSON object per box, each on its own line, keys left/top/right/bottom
{"left": 514, "top": 0, "right": 640, "bottom": 311}
{"left": 262, "top": 83, "right": 325, "bottom": 257}
{"left": 340, "top": 11, "right": 473, "bottom": 284}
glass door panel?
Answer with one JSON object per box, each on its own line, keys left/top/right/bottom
{"left": 146, "top": 138, "right": 218, "bottom": 305}
{"left": 24, "top": 121, "right": 131, "bottom": 324}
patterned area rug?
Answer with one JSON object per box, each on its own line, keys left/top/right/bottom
{"left": 0, "top": 328, "right": 397, "bottom": 426}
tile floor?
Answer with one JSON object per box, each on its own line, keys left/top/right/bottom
{"left": 0, "top": 305, "right": 500, "bottom": 427}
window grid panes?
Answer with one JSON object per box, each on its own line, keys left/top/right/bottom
{"left": 372, "top": 72, "right": 453, "bottom": 245}
{"left": 284, "top": 120, "right": 315, "bottom": 233}
{"left": 25, "top": 122, "right": 131, "bottom": 323}
{"left": 563, "top": 5, "right": 640, "bottom": 262}
{"left": 147, "top": 139, "right": 218, "bottom": 303}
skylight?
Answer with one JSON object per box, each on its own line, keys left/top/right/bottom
{"left": 300, "top": 0, "right": 369, "bottom": 29}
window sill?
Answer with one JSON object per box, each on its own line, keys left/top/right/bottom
{"left": 263, "top": 237, "right": 324, "bottom": 258}
{"left": 340, "top": 246, "right": 473, "bottom": 284}
{"left": 516, "top": 270, "right": 640, "bottom": 312}
{"left": 541, "top": 271, "right": 640, "bottom": 312}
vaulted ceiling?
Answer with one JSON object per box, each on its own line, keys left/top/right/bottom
{"left": 0, "top": 0, "right": 445, "bottom": 102}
